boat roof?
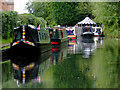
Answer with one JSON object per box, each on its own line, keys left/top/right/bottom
{"left": 92, "top": 27, "right": 102, "bottom": 29}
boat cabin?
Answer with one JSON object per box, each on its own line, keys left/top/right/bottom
{"left": 81, "top": 26, "right": 94, "bottom": 38}
{"left": 92, "top": 27, "right": 103, "bottom": 37}
{"left": 48, "top": 27, "right": 67, "bottom": 45}
{"left": 11, "top": 25, "right": 39, "bottom": 48}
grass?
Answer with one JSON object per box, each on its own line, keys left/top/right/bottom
{"left": 2, "top": 38, "right": 12, "bottom": 44}
{"left": 2, "top": 45, "right": 10, "bottom": 49}
{"left": 0, "top": 60, "right": 10, "bottom": 64}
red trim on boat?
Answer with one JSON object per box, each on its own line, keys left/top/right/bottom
{"left": 94, "top": 35, "right": 101, "bottom": 37}
{"left": 71, "top": 37, "right": 76, "bottom": 39}
{"left": 51, "top": 42, "right": 59, "bottom": 44}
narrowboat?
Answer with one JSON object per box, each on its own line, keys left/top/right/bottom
{"left": 48, "top": 27, "right": 68, "bottom": 45}
{"left": 92, "top": 27, "right": 104, "bottom": 37}
{"left": 66, "top": 27, "right": 76, "bottom": 40}
{"left": 81, "top": 26, "right": 94, "bottom": 38}
{"left": 10, "top": 25, "right": 51, "bottom": 53}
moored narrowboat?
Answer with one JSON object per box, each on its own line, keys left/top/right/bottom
{"left": 81, "top": 26, "right": 94, "bottom": 38}
{"left": 10, "top": 25, "right": 51, "bottom": 53}
{"left": 66, "top": 27, "right": 76, "bottom": 40}
{"left": 11, "top": 25, "right": 39, "bottom": 48}
{"left": 92, "top": 27, "right": 104, "bottom": 37}
{"left": 48, "top": 27, "right": 68, "bottom": 45}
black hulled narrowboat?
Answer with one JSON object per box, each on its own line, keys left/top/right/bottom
{"left": 10, "top": 25, "right": 51, "bottom": 54}
{"left": 11, "top": 25, "right": 39, "bottom": 48}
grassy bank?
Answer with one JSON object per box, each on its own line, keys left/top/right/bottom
{"left": 2, "top": 38, "right": 12, "bottom": 44}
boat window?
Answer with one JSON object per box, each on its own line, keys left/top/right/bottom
{"left": 49, "top": 31, "right": 53, "bottom": 38}
{"left": 84, "top": 28, "right": 90, "bottom": 32}
{"left": 93, "top": 28, "right": 95, "bottom": 32}
{"left": 14, "top": 30, "right": 22, "bottom": 41}
{"left": 38, "top": 32, "right": 41, "bottom": 40}
{"left": 25, "top": 30, "right": 33, "bottom": 42}
{"left": 42, "top": 33, "right": 44, "bottom": 40}
{"left": 96, "top": 28, "right": 101, "bottom": 33}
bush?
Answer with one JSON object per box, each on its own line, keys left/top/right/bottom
{"left": 2, "top": 12, "right": 47, "bottom": 39}
{"left": 2, "top": 11, "right": 18, "bottom": 39}
{"left": 18, "top": 13, "right": 47, "bottom": 27}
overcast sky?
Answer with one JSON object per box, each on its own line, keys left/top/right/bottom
{"left": 14, "top": 0, "right": 29, "bottom": 14}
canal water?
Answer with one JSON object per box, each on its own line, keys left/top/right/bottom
{"left": 2, "top": 37, "right": 119, "bottom": 88}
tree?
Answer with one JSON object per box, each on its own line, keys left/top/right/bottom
{"left": 90, "top": 2, "right": 119, "bottom": 37}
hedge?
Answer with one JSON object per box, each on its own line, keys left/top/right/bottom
{"left": 2, "top": 11, "right": 47, "bottom": 39}
{"left": 18, "top": 13, "right": 47, "bottom": 27}
{"left": 2, "top": 11, "right": 18, "bottom": 39}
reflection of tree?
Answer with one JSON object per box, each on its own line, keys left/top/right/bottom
{"left": 90, "top": 39, "right": 118, "bottom": 88}
{"left": 2, "top": 61, "right": 13, "bottom": 85}
{"left": 53, "top": 54, "right": 93, "bottom": 88}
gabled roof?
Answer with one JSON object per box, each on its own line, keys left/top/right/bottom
{"left": 78, "top": 17, "right": 96, "bottom": 24}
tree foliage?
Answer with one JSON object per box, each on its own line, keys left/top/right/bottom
{"left": 26, "top": 2, "right": 55, "bottom": 27}
{"left": 2, "top": 11, "right": 18, "bottom": 39}
{"left": 26, "top": 2, "right": 92, "bottom": 26}
{"left": 2, "top": 12, "right": 46, "bottom": 39}
{"left": 90, "top": 2, "right": 119, "bottom": 37}
{"left": 18, "top": 13, "right": 47, "bottom": 27}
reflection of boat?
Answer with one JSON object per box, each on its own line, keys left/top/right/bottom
{"left": 68, "top": 40, "right": 77, "bottom": 54}
{"left": 92, "top": 27, "right": 104, "bottom": 37}
{"left": 11, "top": 59, "right": 41, "bottom": 87}
{"left": 81, "top": 39, "right": 95, "bottom": 58}
{"left": 11, "top": 25, "right": 50, "bottom": 48}
{"left": 51, "top": 45, "right": 68, "bottom": 65}
{"left": 81, "top": 26, "right": 94, "bottom": 38}
{"left": 66, "top": 27, "right": 76, "bottom": 40}
{"left": 49, "top": 27, "right": 68, "bottom": 45}
{"left": 94, "top": 37, "right": 103, "bottom": 48}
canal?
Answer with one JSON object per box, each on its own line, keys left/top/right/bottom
{"left": 2, "top": 37, "right": 119, "bottom": 88}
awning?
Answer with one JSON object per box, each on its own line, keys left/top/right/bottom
{"left": 78, "top": 17, "right": 96, "bottom": 24}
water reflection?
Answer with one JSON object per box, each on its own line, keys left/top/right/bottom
{"left": 10, "top": 53, "right": 41, "bottom": 87}
{"left": 51, "top": 45, "right": 68, "bottom": 65}
{"left": 11, "top": 61, "right": 41, "bottom": 87}
{"left": 2, "top": 37, "right": 118, "bottom": 88}
{"left": 68, "top": 37, "right": 104, "bottom": 58}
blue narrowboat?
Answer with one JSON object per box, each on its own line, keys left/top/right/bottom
{"left": 66, "top": 27, "right": 76, "bottom": 40}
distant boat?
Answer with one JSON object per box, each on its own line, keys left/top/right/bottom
{"left": 66, "top": 27, "right": 76, "bottom": 40}
{"left": 92, "top": 27, "right": 104, "bottom": 37}
{"left": 81, "top": 26, "right": 94, "bottom": 38}
{"left": 48, "top": 27, "right": 68, "bottom": 45}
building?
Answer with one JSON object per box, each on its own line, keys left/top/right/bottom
{"left": 0, "top": 0, "right": 14, "bottom": 11}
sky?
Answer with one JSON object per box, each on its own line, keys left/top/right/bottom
{"left": 14, "top": 0, "right": 29, "bottom": 14}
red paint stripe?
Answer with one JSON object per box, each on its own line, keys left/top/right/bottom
{"left": 94, "top": 35, "right": 101, "bottom": 36}
{"left": 52, "top": 48, "right": 59, "bottom": 52}
{"left": 25, "top": 41, "right": 29, "bottom": 44}
{"left": 51, "top": 42, "right": 59, "bottom": 44}
{"left": 71, "top": 37, "right": 76, "bottom": 39}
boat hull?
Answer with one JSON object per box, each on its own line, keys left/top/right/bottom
{"left": 51, "top": 39, "right": 61, "bottom": 45}
{"left": 10, "top": 41, "right": 40, "bottom": 56}
{"left": 94, "top": 34, "right": 104, "bottom": 37}
{"left": 81, "top": 33, "right": 94, "bottom": 39}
